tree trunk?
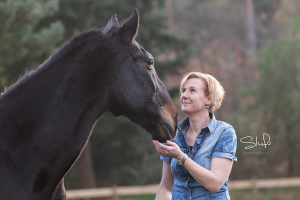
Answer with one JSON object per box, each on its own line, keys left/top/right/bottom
{"left": 75, "top": 141, "right": 97, "bottom": 188}
{"left": 166, "top": 0, "right": 174, "bottom": 32}
{"left": 246, "top": 0, "right": 257, "bottom": 58}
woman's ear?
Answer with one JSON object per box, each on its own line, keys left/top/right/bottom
{"left": 206, "top": 95, "right": 212, "bottom": 105}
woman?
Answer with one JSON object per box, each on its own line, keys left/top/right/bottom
{"left": 153, "top": 72, "right": 237, "bottom": 200}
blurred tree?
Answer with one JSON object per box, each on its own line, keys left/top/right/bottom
{"left": 246, "top": 0, "right": 257, "bottom": 58}
{"left": 0, "top": 0, "right": 64, "bottom": 90}
{"left": 166, "top": 0, "right": 175, "bottom": 32}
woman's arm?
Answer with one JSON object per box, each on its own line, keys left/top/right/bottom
{"left": 153, "top": 140, "right": 233, "bottom": 193}
{"left": 182, "top": 156, "right": 233, "bottom": 193}
{"left": 156, "top": 161, "right": 174, "bottom": 200}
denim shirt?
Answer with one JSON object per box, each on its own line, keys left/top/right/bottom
{"left": 161, "top": 112, "right": 237, "bottom": 200}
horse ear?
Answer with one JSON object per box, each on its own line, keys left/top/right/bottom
{"left": 103, "top": 14, "right": 119, "bottom": 35}
{"left": 119, "top": 9, "right": 139, "bottom": 46}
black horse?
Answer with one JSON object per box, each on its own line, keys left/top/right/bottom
{"left": 0, "top": 10, "right": 178, "bottom": 200}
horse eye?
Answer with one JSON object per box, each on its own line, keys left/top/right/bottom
{"left": 146, "top": 60, "right": 154, "bottom": 69}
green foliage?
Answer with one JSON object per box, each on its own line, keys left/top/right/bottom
{"left": 255, "top": 36, "right": 300, "bottom": 129}
{"left": 0, "top": 0, "right": 64, "bottom": 89}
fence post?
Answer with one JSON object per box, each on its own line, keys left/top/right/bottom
{"left": 252, "top": 176, "right": 258, "bottom": 199}
{"left": 113, "top": 184, "right": 119, "bottom": 200}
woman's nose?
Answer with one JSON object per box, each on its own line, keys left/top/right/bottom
{"left": 181, "top": 93, "right": 188, "bottom": 100}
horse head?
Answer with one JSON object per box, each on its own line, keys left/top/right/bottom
{"left": 102, "top": 10, "right": 178, "bottom": 142}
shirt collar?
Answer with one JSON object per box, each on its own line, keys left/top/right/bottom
{"left": 178, "top": 112, "right": 217, "bottom": 135}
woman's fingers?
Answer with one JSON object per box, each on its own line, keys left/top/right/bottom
{"left": 152, "top": 140, "right": 163, "bottom": 153}
{"left": 167, "top": 140, "right": 178, "bottom": 148}
{"left": 153, "top": 140, "right": 182, "bottom": 159}
{"left": 153, "top": 140, "right": 165, "bottom": 148}
{"left": 153, "top": 140, "right": 178, "bottom": 157}
{"left": 166, "top": 140, "right": 174, "bottom": 146}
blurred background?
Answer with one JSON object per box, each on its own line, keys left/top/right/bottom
{"left": 1, "top": 0, "right": 300, "bottom": 199}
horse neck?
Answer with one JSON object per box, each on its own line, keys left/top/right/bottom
{"left": 0, "top": 57, "right": 112, "bottom": 195}
{"left": 0, "top": 57, "right": 110, "bottom": 147}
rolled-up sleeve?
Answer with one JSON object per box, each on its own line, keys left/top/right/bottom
{"left": 159, "top": 141, "right": 175, "bottom": 163}
{"left": 212, "top": 127, "right": 237, "bottom": 162}
{"left": 160, "top": 155, "right": 172, "bottom": 163}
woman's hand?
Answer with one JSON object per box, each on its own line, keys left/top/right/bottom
{"left": 153, "top": 140, "right": 185, "bottom": 160}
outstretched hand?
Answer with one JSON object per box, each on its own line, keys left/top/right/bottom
{"left": 152, "top": 140, "right": 185, "bottom": 160}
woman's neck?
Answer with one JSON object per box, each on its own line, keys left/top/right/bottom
{"left": 187, "top": 111, "right": 211, "bottom": 137}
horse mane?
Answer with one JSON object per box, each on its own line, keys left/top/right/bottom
{"left": 0, "top": 27, "right": 117, "bottom": 98}
{"left": 45, "top": 28, "right": 105, "bottom": 70}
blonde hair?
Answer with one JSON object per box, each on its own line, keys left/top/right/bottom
{"left": 179, "top": 72, "right": 225, "bottom": 112}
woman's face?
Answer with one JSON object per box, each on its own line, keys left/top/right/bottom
{"left": 180, "top": 78, "right": 210, "bottom": 114}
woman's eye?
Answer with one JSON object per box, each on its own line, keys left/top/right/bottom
{"left": 191, "top": 89, "right": 195, "bottom": 92}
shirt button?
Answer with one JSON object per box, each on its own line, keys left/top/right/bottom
{"left": 187, "top": 177, "right": 190, "bottom": 179}
{"left": 192, "top": 149, "right": 194, "bottom": 151}
{"left": 188, "top": 197, "right": 190, "bottom": 200}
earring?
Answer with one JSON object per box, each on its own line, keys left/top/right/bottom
{"left": 206, "top": 105, "right": 210, "bottom": 109}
